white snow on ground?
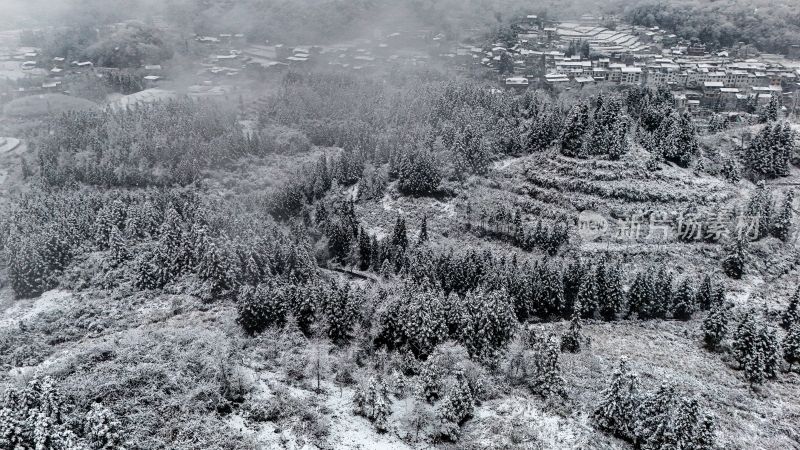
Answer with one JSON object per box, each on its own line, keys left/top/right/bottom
{"left": 0, "top": 289, "right": 71, "bottom": 331}
{"left": 381, "top": 192, "right": 403, "bottom": 215}
{"left": 726, "top": 275, "right": 764, "bottom": 307}
{"left": 323, "top": 387, "right": 414, "bottom": 450}
{"left": 0, "top": 137, "right": 20, "bottom": 154}
{"left": 492, "top": 156, "right": 526, "bottom": 172}
{"left": 232, "top": 368, "right": 414, "bottom": 449}
{"left": 466, "top": 398, "right": 585, "bottom": 448}
{"left": 106, "top": 88, "right": 177, "bottom": 111}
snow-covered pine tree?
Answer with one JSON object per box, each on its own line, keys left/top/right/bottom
{"left": 721, "top": 156, "right": 741, "bottom": 183}
{"left": 108, "top": 225, "right": 128, "bottom": 265}
{"left": 40, "top": 226, "right": 71, "bottom": 273}
{"left": 664, "top": 112, "right": 699, "bottom": 167}
{"left": 783, "top": 323, "right": 800, "bottom": 370}
{"left": 397, "top": 147, "right": 442, "bottom": 196}
{"left": 600, "top": 262, "right": 624, "bottom": 321}
{"left": 84, "top": 402, "right": 123, "bottom": 449}
{"left": 696, "top": 274, "right": 714, "bottom": 311}
{"left": 418, "top": 215, "right": 428, "bottom": 245}
{"left": 772, "top": 123, "right": 791, "bottom": 177}
{"left": 733, "top": 311, "right": 780, "bottom": 385}
{"left": 672, "top": 277, "right": 697, "bottom": 321}
{"left": 391, "top": 216, "right": 408, "bottom": 251}
{"left": 772, "top": 191, "right": 794, "bottom": 242}
{"left": 459, "top": 289, "right": 517, "bottom": 362}
{"left": 694, "top": 413, "right": 718, "bottom": 450}
{"left": 7, "top": 239, "right": 48, "bottom": 299}
{"left": 560, "top": 311, "right": 583, "bottom": 353}
{"left": 352, "top": 383, "right": 368, "bottom": 417}
{"left": 764, "top": 94, "right": 779, "bottom": 122}
{"left": 357, "top": 227, "right": 372, "bottom": 271}
{"left": 157, "top": 207, "right": 187, "bottom": 278}
{"left": 626, "top": 271, "right": 649, "bottom": 319}
{"left": 437, "top": 371, "right": 475, "bottom": 441}
{"left": 373, "top": 394, "right": 390, "bottom": 433}
{"left": 0, "top": 376, "right": 92, "bottom": 449}
{"left": 702, "top": 302, "right": 729, "bottom": 351}
{"left": 633, "top": 383, "right": 677, "bottom": 449}
{"left": 722, "top": 237, "right": 746, "bottom": 280}
{"left": 319, "top": 281, "right": 361, "bottom": 344}
{"left": 236, "top": 283, "right": 288, "bottom": 334}
{"left": 93, "top": 205, "right": 114, "bottom": 250}
{"left": 577, "top": 267, "right": 600, "bottom": 319}
{"left": 530, "top": 335, "right": 565, "bottom": 398}
{"left": 653, "top": 266, "right": 673, "bottom": 319}
{"left": 417, "top": 356, "right": 444, "bottom": 403}
{"left": 559, "top": 103, "right": 590, "bottom": 157}
{"left": 593, "top": 358, "right": 640, "bottom": 440}
{"left": 671, "top": 397, "right": 701, "bottom": 449}
{"left": 782, "top": 287, "right": 800, "bottom": 330}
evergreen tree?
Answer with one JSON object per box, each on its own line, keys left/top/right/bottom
{"left": 746, "top": 126, "right": 774, "bottom": 179}
{"left": 7, "top": 240, "right": 48, "bottom": 299}
{"left": 236, "top": 283, "right": 288, "bottom": 334}
{"left": 702, "top": 302, "right": 729, "bottom": 351}
{"left": 721, "top": 156, "right": 741, "bottom": 183}
{"left": 663, "top": 112, "right": 699, "bottom": 167}
{"left": 626, "top": 271, "right": 649, "bottom": 319}
{"left": 562, "top": 259, "right": 586, "bottom": 318}
{"left": 764, "top": 94, "right": 779, "bottom": 122}
{"left": 733, "top": 311, "right": 780, "bottom": 385}
{"left": 459, "top": 289, "right": 517, "bottom": 361}
{"left": 373, "top": 395, "right": 390, "bottom": 433}
{"left": 577, "top": 267, "right": 600, "bottom": 319}
{"left": 672, "top": 277, "right": 697, "bottom": 321}
{"left": 438, "top": 371, "right": 475, "bottom": 441}
{"left": 782, "top": 287, "right": 800, "bottom": 330}
{"left": 694, "top": 413, "right": 718, "bottom": 450}
{"left": 783, "top": 323, "right": 800, "bottom": 370}
{"left": 397, "top": 147, "right": 442, "bottom": 195}
{"left": 672, "top": 397, "right": 702, "bottom": 449}
{"left": 497, "top": 51, "right": 514, "bottom": 75}
{"left": 0, "top": 376, "right": 91, "bottom": 449}
{"left": 418, "top": 215, "right": 429, "bottom": 245}
{"left": 773, "top": 123, "right": 791, "bottom": 177}
{"left": 746, "top": 183, "right": 774, "bottom": 240}
{"left": 772, "top": 191, "right": 794, "bottom": 242}
{"left": 84, "top": 403, "right": 123, "bottom": 449}
{"left": 197, "top": 237, "right": 231, "bottom": 294}
{"left": 358, "top": 227, "right": 372, "bottom": 271}
{"left": 529, "top": 335, "right": 565, "bottom": 398}
{"left": 560, "top": 103, "right": 590, "bottom": 157}
{"left": 696, "top": 275, "right": 714, "bottom": 311}
{"left": 598, "top": 261, "right": 624, "bottom": 321}
{"left": 633, "top": 383, "right": 676, "bottom": 449}
{"left": 319, "top": 281, "right": 361, "bottom": 344}
{"left": 391, "top": 216, "right": 408, "bottom": 251}
{"left": 108, "top": 225, "right": 128, "bottom": 265}
{"left": 560, "top": 312, "right": 583, "bottom": 353}
{"left": 650, "top": 266, "right": 673, "bottom": 320}
{"left": 722, "top": 237, "right": 746, "bottom": 279}
{"left": 593, "top": 358, "right": 640, "bottom": 440}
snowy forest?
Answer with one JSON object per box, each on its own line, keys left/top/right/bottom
{"left": 1, "top": 0, "right": 800, "bottom": 449}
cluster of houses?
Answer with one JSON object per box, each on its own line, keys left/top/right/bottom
{"left": 0, "top": 44, "right": 99, "bottom": 98}
{"left": 193, "top": 30, "right": 437, "bottom": 80}
{"left": 444, "top": 14, "right": 800, "bottom": 115}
